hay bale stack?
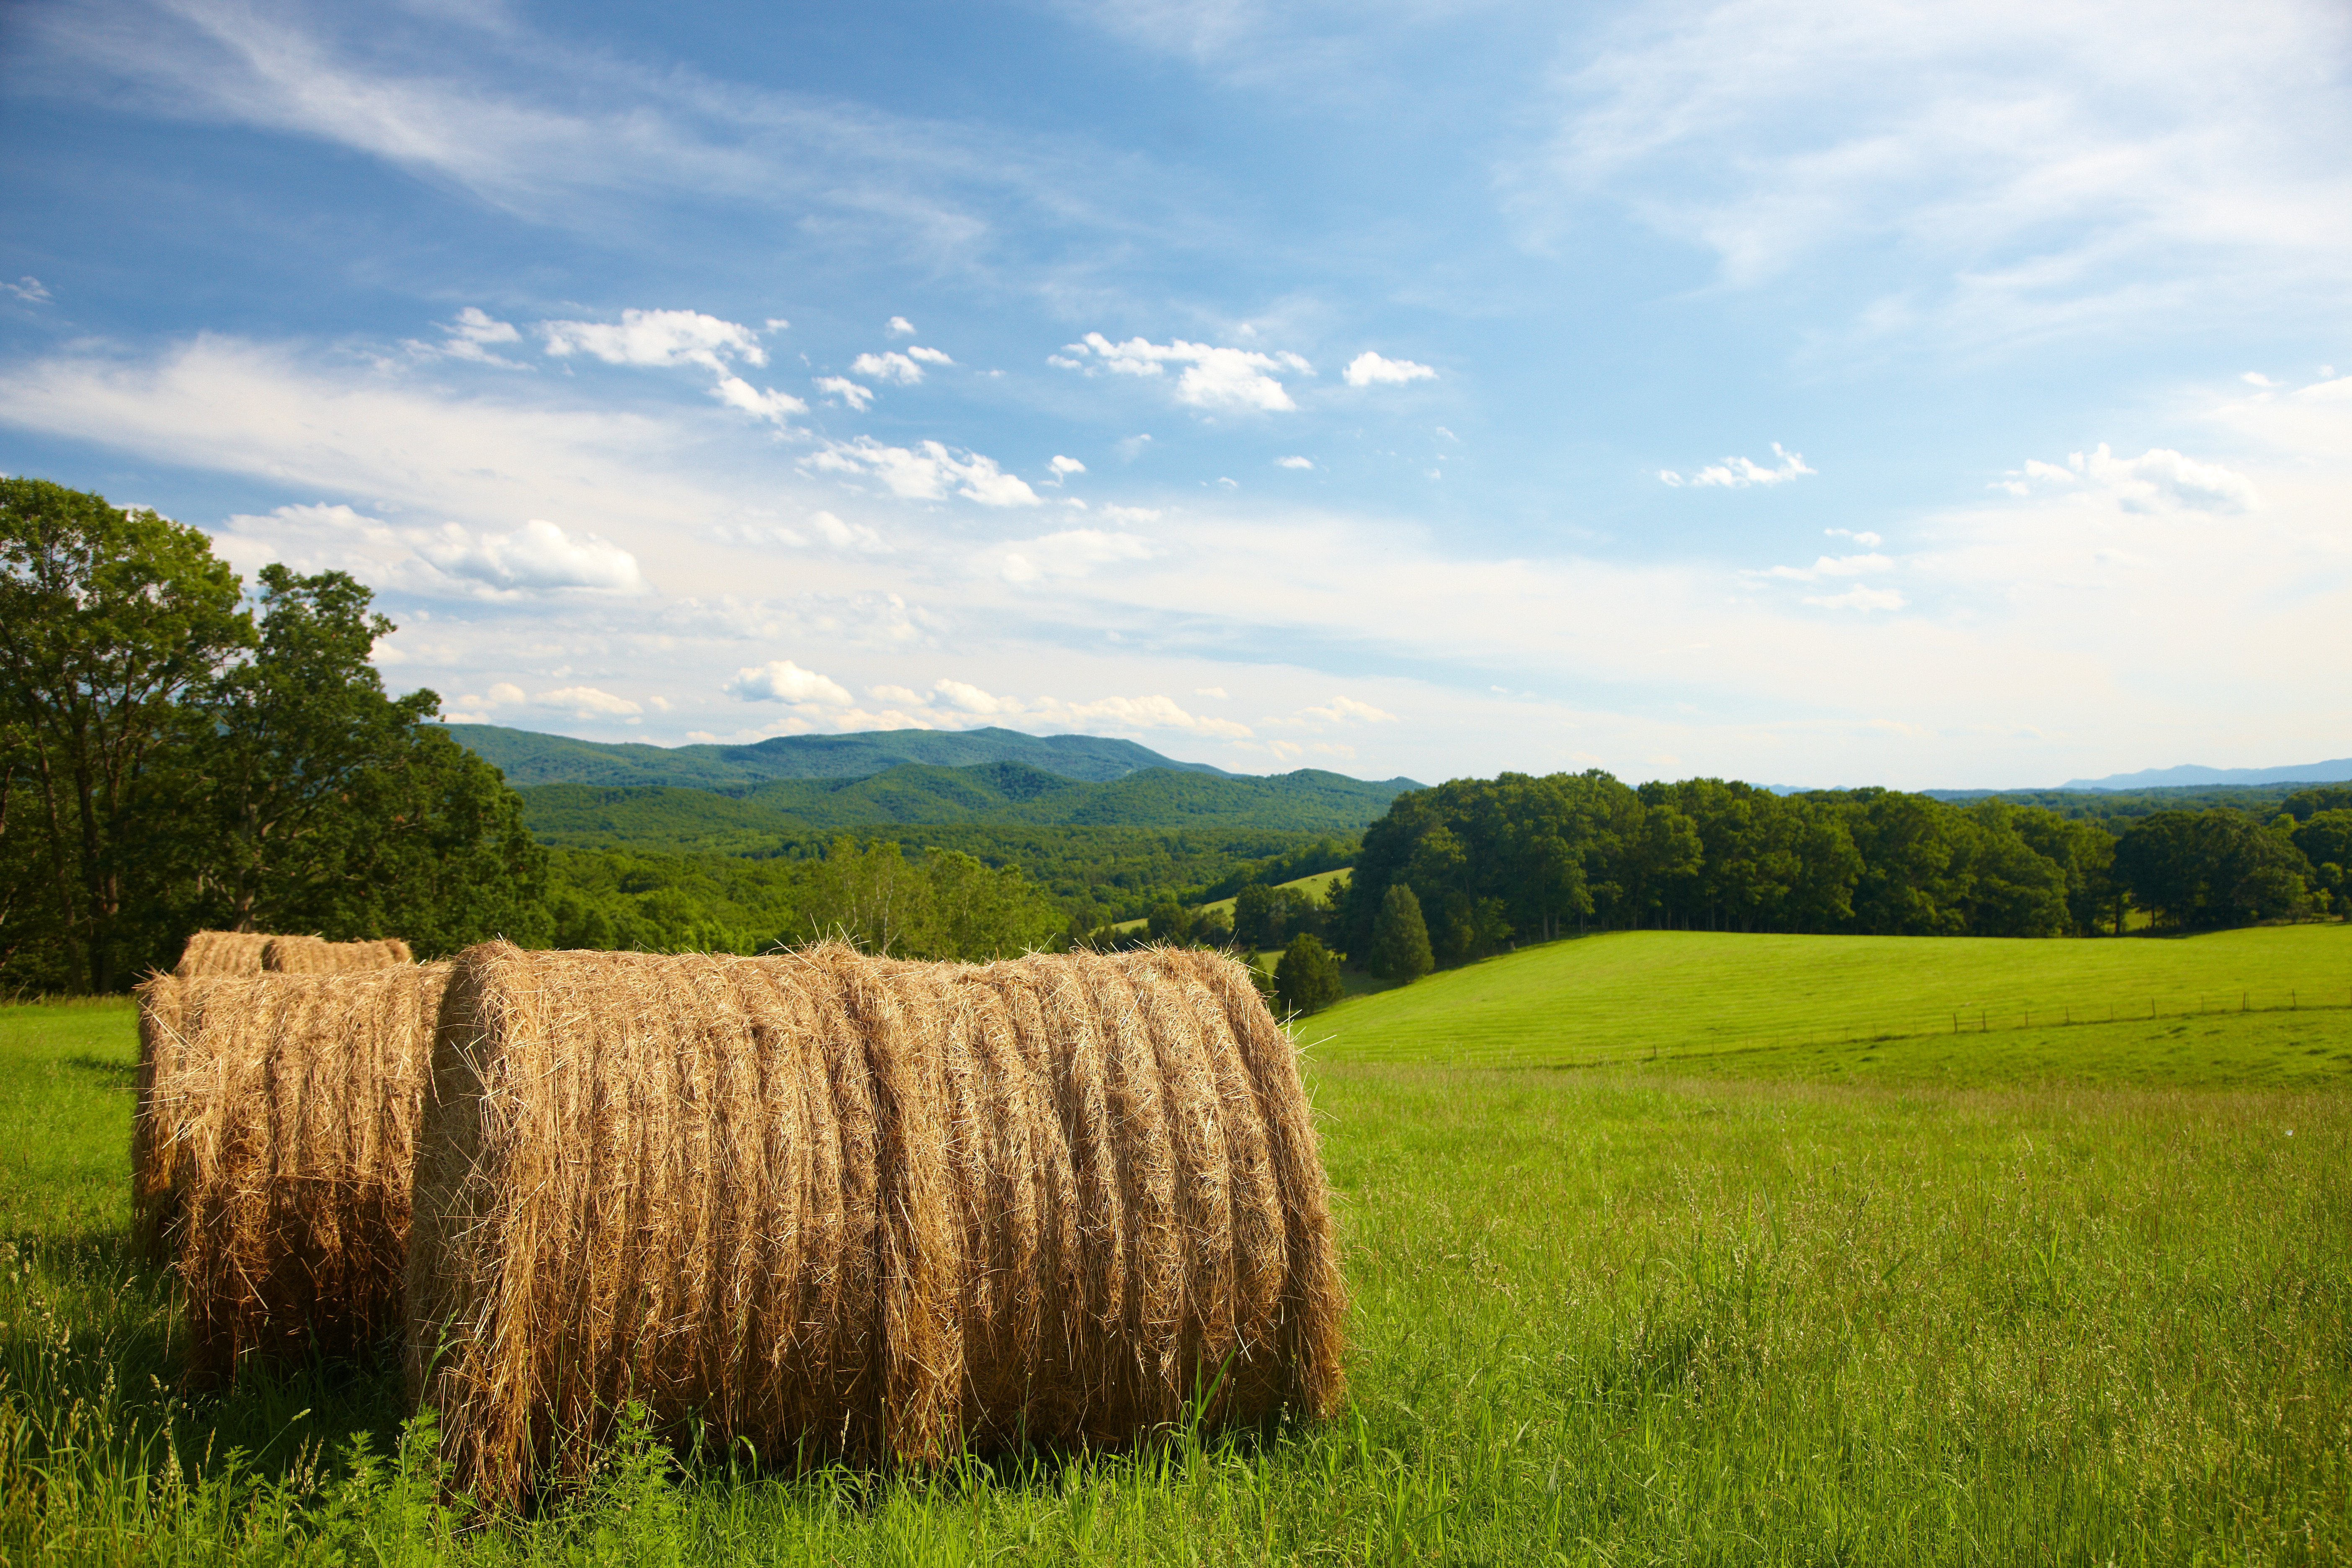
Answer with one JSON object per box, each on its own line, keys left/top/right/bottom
{"left": 174, "top": 931, "right": 273, "bottom": 978}
{"left": 407, "top": 941, "right": 1345, "bottom": 1506}
{"left": 152, "top": 964, "right": 450, "bottom": 1380}
{"left": 263, "top": 935, "right": 415, "bottom": 972}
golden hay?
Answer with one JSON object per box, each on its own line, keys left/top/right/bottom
{"left": 131, "top": 973, "right": 186, "bottom": 1262}
{"left": 406, "top": 941, "right": 1345, "bottom": 1506}
{"left": 263, "top": 935, "right": 415, "bottom": 972}
{"left": 150, "top": 964, "right": 451, "bottom": 1380}
{"left": 174, "top": 931, "right": 273, "bottom": 978}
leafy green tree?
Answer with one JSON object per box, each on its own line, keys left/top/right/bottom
{"left": 2113, "top": 809, "right": 2310, "bottom": 929}
{"left": 2288, "top": 810, "right": 2352, "bottom": 918}
{"left": 1273, "top": 932, "right": 1344, "bottom": 1016}
{"left": 1145, "top": 898, "right": 1193, "bottom": 944}
{"left": 921, "top": 846, "right": 1065, "bottom": 959}
{"left": 1367, "top": 881, "right": 1434, "bottom": 981}
{"left": 183, "top": 566, "right": 442, "bottom": 932}
{"left": 1232, "top": 882, "right": 1278, "bottom": 947}
{"left": 0, "top": 480, "right": 249, "bottom": 990}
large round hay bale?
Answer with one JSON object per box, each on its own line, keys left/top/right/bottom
{"left": 153, "top": 964, "right": 450, "bottom": 1380}
{"left": 262, "top": 935, "right": 414, "bottom": 972}
{"left": 131, "top": 973, "right": 187, "bottom": 1262}
{"left": 406, "top": 941, "right": 1345, "bottom": 1507}
{"left": 174, "top": 931, "right": 273, "bottom": 978}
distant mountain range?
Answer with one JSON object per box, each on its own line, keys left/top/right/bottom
{"left": 444, "top": 723, "right": 1240, "bottom": 788}
{"left": 443, "top": 724, "right": 1423, "bottom": 847}
{"left": 2054, "top": 758, "right": 2352, "bottom": 790}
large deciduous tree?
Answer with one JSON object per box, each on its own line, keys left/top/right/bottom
{"left": 0, "top": 480, "right": 249, "bottom": 990}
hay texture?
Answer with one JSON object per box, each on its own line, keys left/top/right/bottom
{"left": 263, "top": 935, "right": 415, "bottom": 972}
{"left": 407, "top": 941, "right": 1345, "bottom": 1507}
{"left": 174, "top": 931, "right": 273, "bottom": 978}
{"left": 148, "top": 964, "right": 450, "bottom": 1380}
{"left": 131, "top": 973, "right": 186, "bottom": 1262}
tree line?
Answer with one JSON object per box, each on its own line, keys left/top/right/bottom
{"left": 1321, "top": 771, "right": 2350, "bottom": 991}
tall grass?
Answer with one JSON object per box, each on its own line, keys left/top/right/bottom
{"left": 4, "top": 955, "right": 2350, "bottom": 1563}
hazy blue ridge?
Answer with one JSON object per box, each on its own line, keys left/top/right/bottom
{"left": 515, "top": 761, "right": 1422, "bottom": 846}
{"left": 2053, "top": 758, "right": 2352, "bottom": 790}
{"left": 442, "top": 723, "right": 1241, "bottom": 787}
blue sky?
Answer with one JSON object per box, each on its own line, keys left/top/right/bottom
{"left": 2, "top": 0, "right": 2346, "bottom": 787}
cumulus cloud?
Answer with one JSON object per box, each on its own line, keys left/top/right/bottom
{"left": 1302, "top": 694, "right": 1396, "bottom": 724}
{"left": 812, "top": 375, "right": 874, "bottom": 411}
{"left": 886, "top": 316, "right": 916, "bottom": 335}
{"left": 542, "top": 307, "right": 764, "bottom": 369}
{"left": 1060, "top": 332, "right": 1310, "bottom": 413}
{"left": 713, "top": 376, "right": 807, "bottom": 423}
{"left": 869, "top": 683, "right": 923, "bottom": 704}
{"left": 1826, "top": 527, "right": 1883, "bottom": 547}
{"left": 1991, "top": 444, "right": 2262, "bottom": 512}
{"left": 536, "top": 684, "right": 642, "bottom": 717}
{"left": 850, "top": 351, "right": 925, "bottom": 384}
{"left": 994, "top": 528, "right": 1154, "bottom": 583}
{"left": 724, "top": 659, "right": 855, "bottom": 705}
{"left": 1098, "top": 504, "right": 1164, "bottom": 526}
{"left": 1342, "top": 351, "right": 1435, "bottom": 387}
{"left": 415, "top": 517, "right": 647, "bottom": 595}
{"left": 1047, "top": 454, "right": 1086, "bottom": 483}
{"left": 1660, "top": 443, "right": 1816, "bottom": 488}
{"left": 1275, "top": 454, "right": 1314, "bottom": 469}
{"left": 804, "top": 437, "right": 1041, "bottom": 506}
{"left": 905, "top": 346, "right": 953, "bottom": 366}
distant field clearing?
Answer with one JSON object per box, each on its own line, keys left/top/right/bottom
{"left": 1313, "top": 925, "right": 2352, "bottom": 1079}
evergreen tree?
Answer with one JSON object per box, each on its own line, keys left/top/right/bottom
{"left": 1274, "top": 932, "right": 1344, "bottom": 1015}
{"left": 1368, "top": 880, "right": 1433, "bottom": 981}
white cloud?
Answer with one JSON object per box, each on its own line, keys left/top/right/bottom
{"left": 713, "top": 376, "right": 808, "bottom": 423}
{"left": 1048, "top": 454, "right": 1086, "bottom": 481}
{"left": 1825, "top": 528, "right": 1883, "bottom": 547}
{"left": 1099, "top": 504, "right": 1164, "bottom": 526}
{"left": 1660, "top": 443, "right": 1816, "bottom": 488}
{"left": 905, "top": 346, "right": 953, "bottom": 366}
{"left": 1803, "top": 586, "right": 1908, "bottom": 611}
{"left": 2243, "top": 372, "right": 2280, "bottom": 387}
{"left": 724, "top": 659, "right": 854, "bottom": 705}
{"left": 764, "top": 318, "right": 791, "bottom": 332}
{"left": 537, "top": 684, "right": 642, "bottom": 716}
{"left": 850, "top": 351, "right": 924, "bottom": 385}
{"left": 804, "top": 437, "right": 1041, "bottom": 506}
{"left": 413, "top": 306, "right": 524, "bottom": 365}
{"left": 1755, "top": 552, "right": 1895, "bottom": 582}
{"left": 1303, "top": 695, "right": 1396, "bottom": 725}
{"left": 887, "top": 317, "right": 916, "bottom": 335}
{"left": 416, "top": 518, "right": 648, "bottom": 596}
{"left": 1195, "top": 686, "right": 1228, "bottom": 698}
{"left": 1342, "top": 351, "right": 1435, "bottom": 388}
{"left": 906, "top": 678, "right": 1251, "bottom": 739}
{"left": 812, "top": 376, "right": 874, "bottom": 411}
{"left": 1998, "top": 443, "right": 2261, "bottom": 513}
{"left": 4, "top": 276, "right": 52, "bottom": 304}
{"left": 1063, "top": 332, "right": 1310, "bottom": 413}
{"left": 869, "top": 683, "right": 923, "bottom": 704}
{"left": 994, "top": 528, "right": 1154, "bottom": 583}
{"left": 807, "top": 511, "right": 890, "bottom": 552}
{"left": 542, "top": 307, "right": 765, "bottom": 370}
{"left": 1276, "top": 454, "right": 1314, "bottom": 469}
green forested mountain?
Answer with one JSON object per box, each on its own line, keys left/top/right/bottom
{"left": 445, "top": 722, "right": 1241, "bottom": 787}
{"left": 516, "top": 760, "right": 1417, "bottom": 846}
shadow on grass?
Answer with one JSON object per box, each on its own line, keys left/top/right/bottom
{"left": 62, "top": 1053, "right": 137, "bottom": 1089}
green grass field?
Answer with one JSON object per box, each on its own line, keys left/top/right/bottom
{"left": 1113, "top": 866, "right": 1352, "bottom": 935}
{"left": 5, "top": 929, "right": 2349, "bottom": 1563}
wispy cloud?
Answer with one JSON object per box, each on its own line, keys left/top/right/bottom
{"left": 1660, "top": 443, "right": 1814, "bottom": 488}
{"left": 1058, "top": 332, "right": 1312, "bottom": 412}
{"left": 803, "top": 436, "right": 1043, "bottom": 506}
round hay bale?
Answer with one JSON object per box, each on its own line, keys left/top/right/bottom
{"left": 174, "top": 931, "right": 273, "bottom": 978}
{"left": 156, "top": 964, "right": 451, "bottom": 1380}
{"left": 406, "top": 941, "right": 1345, "bottom": 1508}
{"left": 263, "top": 935, "right": 415, "bottom": 972}
{"left": 131, "top": 973, "right": 187, "bottom": 1262}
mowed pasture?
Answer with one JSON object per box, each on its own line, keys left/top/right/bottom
{"left": 3, "top": 929, "right": 2349, "bottom": 1564}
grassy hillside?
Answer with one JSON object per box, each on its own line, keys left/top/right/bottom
{"left": 1315, "top": 923, "right": 2352, "bottom": 1082}
{"left": 446, "top": 722, "right": 1242, "bottom": 787}
{"left": 518, "top": 761, "right": 1414, "bottom": 846}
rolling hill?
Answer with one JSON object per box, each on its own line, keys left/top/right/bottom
{"left": 517, "top": 758, "right": 1418, "bottom": 848}
{"left": 445, "top": 722, "right": 1244, "bottom": 788}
